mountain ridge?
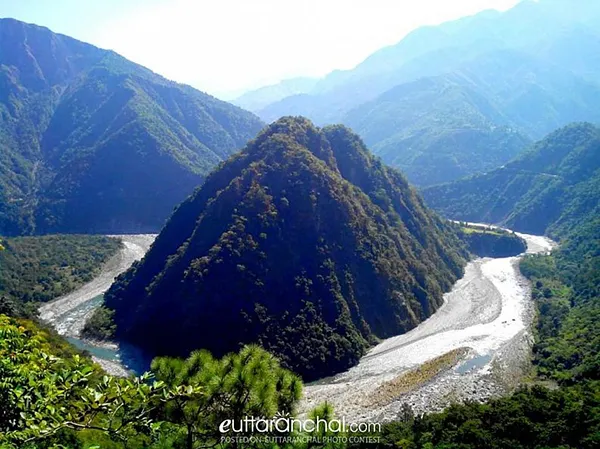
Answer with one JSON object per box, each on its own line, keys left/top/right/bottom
{"left": 0, "top": 17, "right": 264, "bottom": 235}
{"left": 246, "top": 0, "right": 600, "bottom": 186}
{"left": 104, "top": 116, "right": 468, "bottom": 380}
{"left": 422, "top": 122, "right": 600, "bottom": 236}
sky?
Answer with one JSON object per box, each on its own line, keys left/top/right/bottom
{"left": 0, "top": 0, "right": 520, "bottom": 98}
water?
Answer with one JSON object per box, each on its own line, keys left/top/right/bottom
{"left": 302, "top": 230, "right": 557, "bottom": 420}
{"left": 455, "top": 354, "right": 492, "bottom": 374}
{"left": 66, "top": 337, "right": 121, "bottom": 361}
{"left": 39, "top": 235, "right": 158, "bottom": 375}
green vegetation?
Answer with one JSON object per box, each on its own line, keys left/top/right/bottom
{"left": 367, "top": 348, "right": 467, "bottom": 408}
{"left": 520, "top": 219, "right": 600, "bottom": 383}
{"left": 352, "top": 383, "right": 600, "bottom": 449}
{"left": 254, "top": 1, "right": 600, "bottom": 186}
{"left": 0, "top": 18, "right": 263, "bottom": 236}
{"left": 0, "top": 234, "right": 121, "bottom": 317}
{"left": 82, "top": 306, "right": 117, "bottom": 341}
{"left": 105, "top": 117, "right": 467, "bottom": 381}
{"left": 353, "top": 186, "right": 600, "bottom": 448}
{"left": 0, "top": 227, "right": 314, "bottom": 449}
{"left": 150, "top": 344, "right": 302, "bottom": 448}
{"left": 0, "top": 132, "right": 597, "bottom": 449}
{"left": 458, "top": 224, "right": 527, "bottom": 258}
{"left": 346, "top": 212, "right": 600, "bottom": 448}
{"left": 344, "top": 77, "right": 531, "bottom": 186}
{"left": 0, "top": 314, "right": 309, "bottom": 449}
{"left": 423, "top": 123, "right": 600, "bottom": 236}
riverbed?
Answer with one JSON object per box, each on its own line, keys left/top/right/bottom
{"left": 38, "top": 234, "right": 156, "bottom": 376}
{"left": 38, "top": 229, "right": 555, "bottom": 418}
{"left": 300, "top": 230, "right": 556, "bottom": 421}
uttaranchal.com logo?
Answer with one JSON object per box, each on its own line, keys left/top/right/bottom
{"left": 219, "top": 412, "right": 381, "bottom": 434}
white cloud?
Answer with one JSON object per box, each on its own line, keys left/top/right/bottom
{"left": 93, "top": 0, "right": 520, "bottom": 97}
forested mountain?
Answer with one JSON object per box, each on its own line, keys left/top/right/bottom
{"left": 247, "top": 0, "right": 600, "bottom": 186}
{"left": 422, "top": 123, "right": 600, "bottom": 236}
{"left": 343, "top": 74, "right": 531, "bottom": 185}
{"left": 104, "top": 117, "right": 467, "bottom": 380}
{"left": 0, "top": 18, "right": 263, "bottom": 235}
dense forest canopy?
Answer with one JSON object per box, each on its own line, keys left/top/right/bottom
{"left": 1, "top": 1, "right": 599, "bottom": 448}
{"left": 457, "top": 224, "right": 527, "bottom": 258}
{"left": 104, "top": 116, "right": 468, "bottom": 381}
{"left": 0, "top": 212, "right": 598, "bottom": 448}
{"left": 0, "top": 18, "right": 263, "bottom": 236}
{"left": 423, "top": 122, "right": 600, "bottom": 237}
{"left": 0, "top": 234, "right": 120, "bottom": 317}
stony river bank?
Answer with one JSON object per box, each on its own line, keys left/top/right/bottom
{"left": 300, "top": 231, "right": 556, "bottom": 421}
{"left": 38, "top": 229, "right": 555, "bottom": 419}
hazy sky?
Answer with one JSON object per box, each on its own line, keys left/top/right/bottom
{"left": 0, "top": 0, "right": 520, "bottom": 98}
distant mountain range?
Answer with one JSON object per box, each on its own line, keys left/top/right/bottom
{"left": 423, "top": 122, "right": 600, "bottom": 237}
{"left": 232, "top": 77, "right": 318, "bottom": 113}
{"left": 0, "top": 18, "right": 263, "bottom": 235}
{"left": 104, "top": 117, "right": 467, "bottom": 380}
{"left": 237, "top": 0, "right": 600, "bottom": 186}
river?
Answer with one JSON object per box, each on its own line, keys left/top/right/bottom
{"left": 301, "top": 230, "right": 556, "bottom": 420}
{"left": 38, "top": 234, "right": 156, "bottom": 376}
{"left": 38, "top": 228, "right": 555, "bottom": 419}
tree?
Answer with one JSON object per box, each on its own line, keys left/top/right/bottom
{"left": 0, "top": 315, "right": 192, "bottom": 448}
{"left": 151, "top": 344, "right": 303, "bottom": 449}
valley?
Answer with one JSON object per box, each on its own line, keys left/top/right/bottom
{"left": 38, "top": 227, "right": 555, "bottom": 418}
{"left": 38, "top": 234, "right": 155, "bottom": 376}
{"left": 1, "top": 2, "right": 599, "bottom": 447}
{"left": 303, "top": 231, "right": 555, "bottom": 420}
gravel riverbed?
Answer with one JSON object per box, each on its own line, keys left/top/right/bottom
{"left": 39, "top": 234, "right": 156, "bottom": 376}
{"left": 38, "top": 228, "right": 555, "bottom": 412}
{"left": 300, "top": 230, "right": 556, "bottom": 421}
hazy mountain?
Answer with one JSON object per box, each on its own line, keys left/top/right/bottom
{"left": 343, "top": 47, "right": 600, "bottom": 185}
{"left": 0, "top": 18, "right": 264, "bottom": 235}
{"left": 232, "top": 77, "right": 318, "bottom": 113}
{"left": 252, "top": 0, "right": 600, "bottom": 186}
{"left": 422, "top": 122, "right": 600, "bottom": 236}
{"left": 104, "top": 117, "right": 467, "bottom": 380}
{"left": 343, "top": 74, "right": 531, "bottom": 185}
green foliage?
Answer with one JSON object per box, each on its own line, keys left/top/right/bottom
{"left": 0, "top": 315, "right": 179, "bottom": 448}
{"left": 354, "top": 383, "right": 600, "bottom": 449}
{"left": 82, "top": 306, "right": 117, "bottom": 341}
{"left": 0, "top": 18, "right": 263, "bottom": 236}
{"left": 521, "top": 219, "right": 600, "bottom": 383}
{"left": 150, "top": 344, "right": 302, "bottom": 448}
{"left": 424, "top": 123, "right": 600, "bottom": 237}
{"left": 0, "top": 234, "right": 121, "bottom": 317}
{"left": 0, "top": 316, "right": 305, "bottom": 449}
{"left": 458, "top": 224, "right": 526, "bottom": 258}
{"left": 344, "top": 78, "right": 531, "bottom": 186}
{"left": 105, "top": 117, "right": 468, "bottom": 381}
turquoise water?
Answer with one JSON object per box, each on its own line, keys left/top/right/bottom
{"left": 66, "top": 336, "right": 121, "bottom": 361}
{"left": 59, "top": 293, "right": 151, "bottom": 374}
{"left": 456, "top": 354, "right": 492, "bottom": 374}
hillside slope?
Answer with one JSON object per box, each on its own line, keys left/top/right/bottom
{"left": 422, "top": 123, "right": 600, "bottom": 236}
{"left": 343, "top": 74, "right": 532, "bottom": 185}
{"left": 0, "top": 18, "right": 263, "bottom": 235}
{"left": 104, "top": 117, "right": 467, "bottom": 380}
{"left": 253, "top": 0, "right": 600, "bottom": 186}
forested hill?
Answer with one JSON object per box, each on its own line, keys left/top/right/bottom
{"left": 104, "top": 116, "right": 468, "bottom": 381}
{"left": 0, "top": 18, "right": 263, "bottom": 236}
{"left": 422, "top": 123, "right": 600, "bottom": 237}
